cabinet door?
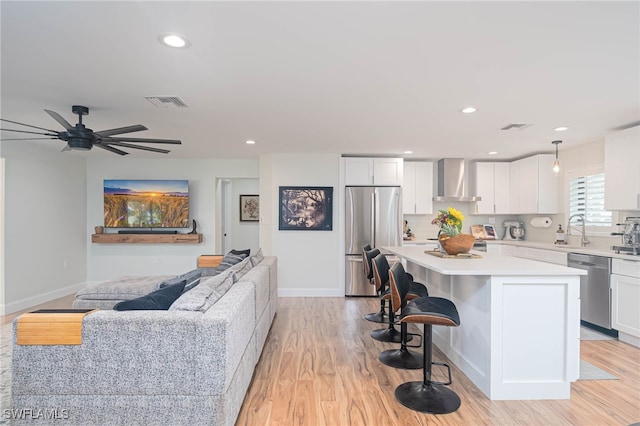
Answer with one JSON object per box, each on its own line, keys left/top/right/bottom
{"left": 403, "top": 162, "right": 416, "bottom": 213}
{"left": 403, "top": 162, "right": 433, "bottom": 214}
{"left": 414, "top": 162, "right": 433, "bottom": 214}
{"left": 494, "top": 163, "right": 511, "bottom": 214}
{"left": 509, "top": 161, "right": 521, "bottom": 213}
{"left": 611, "top": 273, "right": 640, "bottom": 337}
{"left": 345, "top": 158, "right": 374, "bottom": 185}
{"left": 518, "top": 156, "right": 539, "bottom": 213}
{"left": 373, "top": 158, "right": 403, "bottom": 186}
{"left": 474, "top": 163, "right": 495, "bottom": 214}
{"left": 537, "top": 154, "right": 559, "bottom": 213}
{"left": 605, "top": 126, "right": 640, "bottom": 210}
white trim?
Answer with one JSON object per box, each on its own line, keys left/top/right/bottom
{"left": 1, "top": 281, "right": 85, "bottom": 315}
{"left": 278, "top": 288, "right": 345, "bottom": 297}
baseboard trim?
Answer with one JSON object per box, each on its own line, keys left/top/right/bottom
{"left": 278, "top": 288, "right": 345, "bottom": 297}
{"left": 1, "top": 282, "right": 86, "bottom": 315}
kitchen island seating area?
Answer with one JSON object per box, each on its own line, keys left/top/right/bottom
{"left": 388, "top": 262, "right": 462, "bottom": 414}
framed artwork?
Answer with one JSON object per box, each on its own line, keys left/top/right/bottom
{"left": 240, "top": 195, "right": 259, "bottom": 222}
{"left": 279, "top": 186, "right": 333, "bottom": 231}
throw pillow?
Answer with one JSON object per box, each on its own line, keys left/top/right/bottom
{"left": 169, "top": 271, "right": 234, "bottom": 312}
{"left": 113, "top": 280, "right": 186, "bottom": 311}
{"left": 230, "top": 248, "right": 251, "bottom": 257}
{"left": 230, "top": 257, "right": 253, "bottom": 283}
{"left": 216, "top": 252, "right": 248, "bottom": 273}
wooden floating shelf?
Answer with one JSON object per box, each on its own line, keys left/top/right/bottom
{"left": 92, "top": 233, "right": 202, "bottom": 244}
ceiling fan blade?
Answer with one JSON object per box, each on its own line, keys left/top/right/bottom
{"left": 94, "top": 125, "right": 148, "bottom": 137}
{"left": 103, "top": 141, "right": 171, "bottom": 154}
{"left": 0, "top": 128, "right": 59, "bottom": 137}
{"left": 94, "top": 143, "right": 129, "bottom": 156}
{"left": 44, "top": 109, "right": 73, "bottom": 130}
{"left": 104, "top": 136, "right": 182, "bottom": 144}
{"left": 0, "top": 118, "right": 58, "bottom": 133}
{"left": 0, "top": 137, "right": 59, "bottom": 141}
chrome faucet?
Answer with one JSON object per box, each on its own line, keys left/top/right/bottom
{"left": 567, "top": 214, "right": 590, "bottom": 247}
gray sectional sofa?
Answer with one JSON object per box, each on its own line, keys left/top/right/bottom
{"left": 11, "top": 254, "right": 278, "bottom": 425}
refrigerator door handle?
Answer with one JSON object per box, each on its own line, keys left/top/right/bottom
{"left": 370, "top": 192, "right": 376, "bottom": 248}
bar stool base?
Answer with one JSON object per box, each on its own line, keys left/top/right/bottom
{"left": 370, "top": 327, "right": 403, "bottom": 343}
{"left": 365, "top": 311, "right": 387, "bottom": 323}
{"left": 379, "top": 348, "right": 423, "bottom": 370}
{"left": 395, "top": 382, "right": 461, "bottom": 414}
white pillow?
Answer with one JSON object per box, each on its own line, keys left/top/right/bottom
{"left": 169, "top": 271, "right": 234, "bottom": 312}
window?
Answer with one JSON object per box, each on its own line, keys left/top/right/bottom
{"left": 568, "top": 171, "right": 612, "bottom": 231}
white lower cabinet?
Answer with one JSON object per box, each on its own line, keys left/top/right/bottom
{"left": 611, "top": 258, "right": 640, "bottom": 346}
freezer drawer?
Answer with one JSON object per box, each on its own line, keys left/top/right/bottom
{"left": 345, "top": 256, "right": 377, "bottom": 296}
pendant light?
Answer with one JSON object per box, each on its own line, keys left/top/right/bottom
{"left": 552, "top": 140, "right": 562, "bottom": 174}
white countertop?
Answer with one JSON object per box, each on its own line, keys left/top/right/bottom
{"left": 403, "top": 239, "right": 639, "bottom": 261}
{"left": 383, "top": 245, "right": 588, "bottom": 276}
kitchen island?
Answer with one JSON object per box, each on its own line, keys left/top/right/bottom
{"left": 382, "top": 245, "right": 586, "bottom": 400}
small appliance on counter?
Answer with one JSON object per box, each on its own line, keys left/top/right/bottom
{"left": 554, "top": 225, "right": 567, "bottom": 245}
{"left": 503, "top": 221, "right": 525, "bottom": 240}
{"left": 612, "top": 216, "right": 640, "bottom": 255}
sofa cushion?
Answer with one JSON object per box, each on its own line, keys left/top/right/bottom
{"left": 76, "top": 275, "right": 175, "bottom": 300}
{"left": 113, "top": 280, "right": 186, "bottom": 311}
{"left": 250, "top": 248, "right": 264, "bottom": 267}
{"left": 231, "top": 258, "right": 253, "bottom": 283}
{"left": 169, "top": 271, "right": 234, "bottom": 312}
{"left": 215, "top": 252, "right": 248, "bottom": 273}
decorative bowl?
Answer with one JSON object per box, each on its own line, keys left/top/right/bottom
{"left": 439, "top": 233, "right": 476, "bottom": 255}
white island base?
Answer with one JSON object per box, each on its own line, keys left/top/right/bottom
{"left": 384, "top": 246, "right": 583, "bottom": 400}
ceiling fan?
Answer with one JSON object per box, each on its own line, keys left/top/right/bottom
{"left": 0, "top": 105, "right": 181, "bottom": 155}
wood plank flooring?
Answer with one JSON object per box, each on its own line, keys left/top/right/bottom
{"left": 4, "top": 295, "right": 639, "bottom": 425}
{"left": 237, "top": 297, "right": 640, "bottom": 426}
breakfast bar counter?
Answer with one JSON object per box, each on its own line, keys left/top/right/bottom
{"left": 382, "top": 245, "right": 586, "bottom": 401}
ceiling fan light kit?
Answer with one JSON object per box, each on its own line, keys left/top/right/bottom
{"left": 0, "top": 105, "right": 182, "bottom": 155}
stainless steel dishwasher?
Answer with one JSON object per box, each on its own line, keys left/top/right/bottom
{"left": 568, "top": 253, "right": 617, "bottom": 335}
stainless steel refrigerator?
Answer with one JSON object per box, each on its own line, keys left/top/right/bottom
{"left": 345, "top": 186, "right": 402, "bottom": 296}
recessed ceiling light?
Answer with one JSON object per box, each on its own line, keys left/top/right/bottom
{"left": 488, "top": 151, "right": 498, "bottom": 155}
{"left": 159, "top": 33, "right": 190, "bottom": 48}
{"left": 245, "top": 140, "right": 256, "bottom": 145}
{"left": 461, "top": 107, "right": 477, "bottom": 114}
{"left": 554, "top": 126, "right": 569, "bottom": 132}
{"left": 404, "top": 151, "right": 413, "bottom": 154}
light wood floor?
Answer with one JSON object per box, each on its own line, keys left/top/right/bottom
{"left": 4, "top": 295, "right": 640, "bottom": 425}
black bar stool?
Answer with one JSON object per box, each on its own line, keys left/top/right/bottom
{"left": 362, "top": 246, "right": 387, "bottom": 324}
{"left": 370, "top": 254, "right": 427, "bottom": 345}
{"left": 388, "top": 262, "right": 461, "bottom": 414}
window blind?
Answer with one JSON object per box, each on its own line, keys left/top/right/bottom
{"left": 569, "top": 173, "right": 611, "bottom": 227}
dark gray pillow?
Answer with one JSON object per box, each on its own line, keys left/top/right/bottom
{"left": 216, "top": 252, "right": 248, "bottom": 273}
{"left": 230, "top": 249, "right": 251, "bottom": 257}
{"left": 113, "top": 281, "right": 186, "bottom": 311}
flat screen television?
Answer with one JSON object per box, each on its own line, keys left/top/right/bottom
{"left": 104, "top": 179, "right": 189, "bottom": 228}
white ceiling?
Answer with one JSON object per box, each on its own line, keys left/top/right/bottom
{"left": 1, "top": 1, "right": 638, "bottom": 160}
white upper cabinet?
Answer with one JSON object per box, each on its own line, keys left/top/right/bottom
{"left": 403, "top": 161, "right": 433, "bottom": 215}
{"left": 345, "top": 157, "right": 403, "bottom": 186}
{"left": 605, "top": 126, "right": 640, "bottom": 211}
{"left": 472, "top": 162, "right": 510, "bottom": 214}
{"left": 509, "top": 154, "right": 559, "bottom": 214}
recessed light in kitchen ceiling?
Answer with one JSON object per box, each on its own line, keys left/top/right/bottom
{"left": 246, "top": 140, "right": 256, "bottom": 145}
{"left": 159, "top": 33, "right": 190, "bottom": 48}
{"left": 404, "top": 151, "right": 413, "bottom": 154}
{"left": 461, "top": 107, "right": 477, "bottom": 114}
{"left": 488, "top": 151, "right": 498, "bottom": 155}
{"left": 554, "top": 126, "right": 569, "bottom": 132}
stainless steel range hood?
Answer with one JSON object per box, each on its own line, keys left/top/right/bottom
{"left": 433, "top": 158, "right": 481, "bottom": 202}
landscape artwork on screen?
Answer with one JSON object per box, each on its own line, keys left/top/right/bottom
{"left": 104, "top": 180, "right": 189, "bottom": 228}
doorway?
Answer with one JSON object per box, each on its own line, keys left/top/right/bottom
{"left": 216, "top": 178, "right": 260, "bottom": 255}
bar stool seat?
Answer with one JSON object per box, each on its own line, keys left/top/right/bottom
{"left": 388, "top": 263, "right": 461, "bottom": 414}
{"left": 362, "top": 246, "right": 387, "bottom": 323}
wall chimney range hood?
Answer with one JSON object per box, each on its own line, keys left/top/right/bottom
{"left": 433, "top": 158, "right": 481, "bottom": 202}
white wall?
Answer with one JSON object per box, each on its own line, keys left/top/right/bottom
{"left": 230, "top": 178, "right": 259, "bottom": 254}
{"left": 261, "top": 153, "right": 343, "bottom": 297}
{"left": 1, "top": 143, "right": 87, "bottom": 314}
{"left": 86, "top": 157, "right": 258, "bottom": 280}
